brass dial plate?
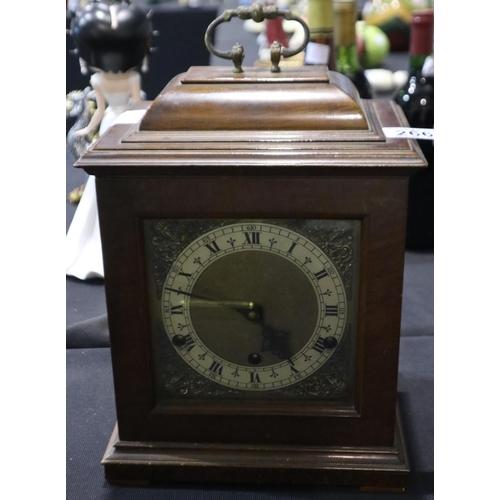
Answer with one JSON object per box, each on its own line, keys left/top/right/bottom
{"left": 144, "top": 219, "right": 360, "bottom": 401}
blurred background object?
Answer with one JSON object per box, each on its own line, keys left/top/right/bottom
{"left": 393, "top": 8, "right": 434, "bottom": 250}
{"left": 361, "top": 0, "right": 433, "bottom": 52}
{"left": 67, "top": 0, "right": 153, "bottom": 161}
{"left": 356, "top": 20, "right": 390, "bottom": 69}
{"left": 67, "top": 0, "right": 92, "bottom": 13}
{"left": 66, "top": 0, "right": 153, "bottom": 279}
{"left": 303, "top": 0, "right": 336, "bottom": 69}
{"left": 67, "top": 1, "right": 217, "bottom": 113}
{"left": 334, "top": 0, "right": 373, "bottom": 98}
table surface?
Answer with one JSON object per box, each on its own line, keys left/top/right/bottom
{"left": 66, "top": 2, "right": 433, "bottom": 498}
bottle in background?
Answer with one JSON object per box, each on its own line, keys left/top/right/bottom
{"left": 304, "top": 0, "right": 337, "bottom": 70}
{"left": 333, "top": 0, "right": 373, "bottom": 98}
{"left": 394, "top": 9, "right": 434, "bottom": 251}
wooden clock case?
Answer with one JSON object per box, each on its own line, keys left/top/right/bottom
{"left": 75, "top": 65, "right": 426, "bottom": 491}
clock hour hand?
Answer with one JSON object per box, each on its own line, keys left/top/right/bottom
{"left": 258, "top": 322, "right": 292, "bottom": 360}
{"left": 250, "top": 310, "right": 292, "bottom": 360}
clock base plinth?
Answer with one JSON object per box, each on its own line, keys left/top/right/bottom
{"left": 102, "top": 405, "right": 409, "bottom": 491}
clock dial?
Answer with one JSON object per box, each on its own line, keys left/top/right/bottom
{"left": 161, "top": 223, "right": 346, "bottom": 391}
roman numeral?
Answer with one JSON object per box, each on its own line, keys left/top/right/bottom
{"left": 287, "top": 359, "right": 299, "bottom": 375}
{"left": 178, "top": 270, "right": 192, "bottom": 279}
{"left": 311, "top": 337, "right": 326, "bottom": 354}
{"left": 314, "top": 269, "right": 329, "bottom": 281}
{"left": 287, "top": 242, "right": 297, "bottom": 254}
{"left": 170, "top": 305, "right": 183, "bottom": 315}
{"left": 204, "top": 241, "right": 221, "bottom": 254}
{"left": 325, "top": 305, "right": 338, "bottom": 316}
{"left": 244, "top": 232, "right": 260, "bottom": 244}
{"left": 250, "top": 372, "right": 261, "bottom": 383}
{"left": 184, "top": 334, "right": 196, "bottom": 352}
{"left": 209, "top": 360, "right": 223, "bottom": 376}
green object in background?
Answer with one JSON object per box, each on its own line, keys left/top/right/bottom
{"left": 356, "top": 21, "right": 390, "bottom": 69}
{"left": 361, "top": 0, "right": 411, "bottom": 51}
{"left": 333, "top": 0, "right": 373, "bottom": 98}
{"left": 361, "top": 1, "right": 434, "bottom": 52}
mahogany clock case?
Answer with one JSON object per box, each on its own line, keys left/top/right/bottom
{"left": 73, "top": 64, "right": 426, "bottom": 487}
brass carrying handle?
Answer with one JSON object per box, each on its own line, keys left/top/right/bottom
{"left": 204, "top": 3, "right": 310, "bottom": 73}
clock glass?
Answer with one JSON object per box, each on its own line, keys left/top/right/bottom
{"left": 144, "top": 219, "right": 360, "bottom": 402}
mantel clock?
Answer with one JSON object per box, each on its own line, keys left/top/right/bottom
{"left": 74, "top": 3, "right": 426, "bottom": 492}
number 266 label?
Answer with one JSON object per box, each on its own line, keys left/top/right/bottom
{"left": 382, "top": 127, "right": 434, "bottom": 140}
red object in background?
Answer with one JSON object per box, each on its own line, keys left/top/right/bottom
{"left": 264, "top": 18, "right": 289, "bottom": 47}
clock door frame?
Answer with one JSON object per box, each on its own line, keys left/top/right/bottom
{"left": 96, "top": 172, "right": 408, "bottom": 449}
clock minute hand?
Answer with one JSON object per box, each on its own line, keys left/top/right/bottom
{"left": 164, "top": 286, "right": 261, "bottom": 321}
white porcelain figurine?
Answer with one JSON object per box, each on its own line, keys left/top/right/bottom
{"left": 66, "top": 0, "right": 152, "bottom": 280}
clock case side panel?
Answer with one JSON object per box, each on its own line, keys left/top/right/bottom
{"left": 96, "top": 174, "right": 409, "bottom": 449}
